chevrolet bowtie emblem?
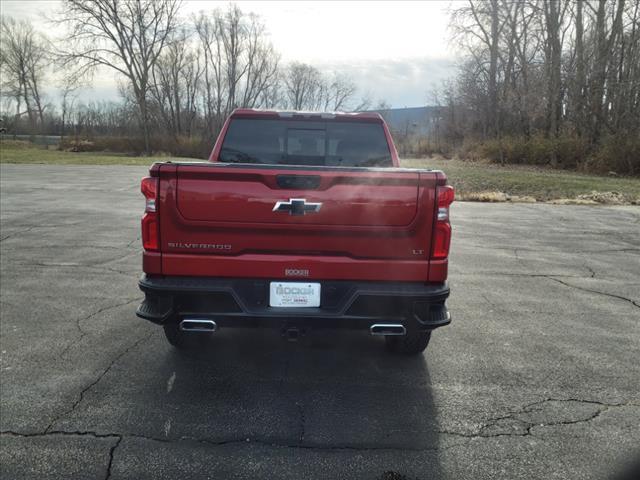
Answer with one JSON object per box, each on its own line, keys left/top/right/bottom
{"left": 273, "top": 198, "right": 322, "bottom": 216}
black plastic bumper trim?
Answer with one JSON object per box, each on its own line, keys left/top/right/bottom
{"left": 136, "top": 275, "right": 450, "bottom": 330}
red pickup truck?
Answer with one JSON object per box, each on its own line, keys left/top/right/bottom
{"left": 136, "top": 109, "right": 453, "bottom": 355}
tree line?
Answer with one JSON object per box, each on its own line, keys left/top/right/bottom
{"left": 0, "top": 0, "right": 370, "bottom": 155}
{"left": 433, "top": 0, "right": 640, "bottom": 174}
{"left": 1, "top": 0, "right": 639, "bottom": 174}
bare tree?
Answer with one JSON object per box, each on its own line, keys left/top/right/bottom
{"left": 352, "top": 92, "right": 373, "bottom": 112}
{"left": 572, "top": 0, "right": 586, "bottom": 136}
{"left": 150, "top": 28, "right": 202, "bottom": 138}
{"left": 283, "top": 62, "right": 322, "bottom": 110}
{"left": 195, "top": 10, "right": 225, "bottom": 134}
{"left": 239, "top": 13, "right": 280, "bottom": 109}
{"left": 451, "top": 0, "right": 507, "bottom": 137}
{"left": 541, "top": 0, "right": 569, "bottom": 143}
{"left": 444, "top": 0, "right": 639, "bottom": 173}
{"left": 58, "top": 76, "right": 81, "bottom": 139}
{"left": 375, "top": 99, "right": 392, "bottom": 110}
{"left": 325, "top": 73, "right": 357, "bottom": 111}
{"left": 0, "top": 16, "right": 49, "bottom": 131}
{"left": 587, "top": 0, "right": 627, "bottom": 144}
{"left": 194, "top": 5, "right": 279, "bottom": 135}
{"left": 55, "top": 0, "right": 182, "bottom": 154}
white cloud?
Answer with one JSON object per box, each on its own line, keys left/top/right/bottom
{"left": 1, "top": 0, "right": 457, "bottom": 106}
{"left": 183, "top": 1, "right": 455, "bottom": 63}
{"left": 318, "top": 57, "right": 457, "bottom": 108}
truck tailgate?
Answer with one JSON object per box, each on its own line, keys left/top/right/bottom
{"left": 176, "top": 164, "right": 419, "bottom": 227}
{"left": 158, "top": 163, "right": 438, "bottom": 269}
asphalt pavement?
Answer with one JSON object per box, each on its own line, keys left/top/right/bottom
{"left": 1, "top": 164, "right": 639, "bottom": 480}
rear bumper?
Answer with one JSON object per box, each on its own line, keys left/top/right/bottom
{"left": 136, "top": 275, "right": 450, "bottom": 331}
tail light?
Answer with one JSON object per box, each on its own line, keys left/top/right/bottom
{"left": 141, "top": 177, "right": 159, "bottom": 251}
{"left": 431, "top": 185, "right": 454, "bottom": 260}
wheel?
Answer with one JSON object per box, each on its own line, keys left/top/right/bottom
{"left": 163, "top": 322, "right": 187, "bottom": 349}
{"left": 385, "top": 329, "right": 431, "bottom": 355}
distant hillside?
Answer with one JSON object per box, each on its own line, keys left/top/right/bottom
{"left": 367, "top": 106, "right": 444, "bottom": 136}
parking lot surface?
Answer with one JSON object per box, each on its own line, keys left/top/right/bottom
{"left": 1, "top": 164, "right": 639, "bottom": 479}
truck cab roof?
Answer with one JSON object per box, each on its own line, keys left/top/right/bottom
{"left": 230, "top": 108, "right": 384, "bottom": 122}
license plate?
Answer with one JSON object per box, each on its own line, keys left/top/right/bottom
{"left": 269, "top": 282, "right": 321, "bottom": 307}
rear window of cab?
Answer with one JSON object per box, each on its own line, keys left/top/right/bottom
{"left": 219, "top": 118, "right": 392, "bottom": 167}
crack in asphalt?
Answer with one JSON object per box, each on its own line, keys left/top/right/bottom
{"left": 0, "top": 429, "right": 453, "bottom": 454}
{"left": 0, "top": 226, "right": 36, "bottom": 242}
{"left": 487, "top": 272, "right": 586, "bottom": 278}
{"left": 480, "top": 292, "right": 498, "bottom": 309}
{"left": 105, "top": 435, "right": 122, "bottom": 480}
{"left": 101, "top": 265, "right": 137, "bottom": 277}
{"left": 578, "top": 248, "right": 640, "bottom": 254}
{"left": 460, "top": 244, "right": 640, "bottom": 255}
{"left": 549, "top": 277, "right": 640, "bottom": 309}
{"left": 9, "top": 251, "right": 145, "bottom": 271}
{"left": 1, "top": 429, "right": 120, "bottom": 439}
{"left": 126, "top": 236, "right": 141, "bottom": 249}
{"left": 87, "top": 250, "right": 140, "bottom": 268}
{"left": 58, "top": 298, "right": 141, "bottom": 360}
{"left": 0, "top": 222, "right": 84, "bottom": 243}
{"left": 46, "top": 331, "right": 154, "bottom": 433}
{"left": 468, "top": 271, "right": 639, "bottom": 309}
{"left": 5, "top": 398, "right": 635, "bottom": 460}
{"left": 440, "top": 397, "right": 638, "bottom": 439}
{"left": 1, "top": 430, "right": 122, "bottom": 480}
{"left": 8, "top": 260, "right": 138, "bottom": 278}
{"left": 10, "top": 244, "right": 125, "bottom": 251}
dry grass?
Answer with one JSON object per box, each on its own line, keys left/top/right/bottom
{"left": 2, "top": 141, "right": 639, "bottom": 204}
{"left": 403, "top": 156, "right": 640, "bottom": 205}
{"left": 0, "top": 139, "right": 191, "bottom": 166}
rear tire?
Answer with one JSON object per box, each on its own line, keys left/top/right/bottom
{"left": 163, "top": 322, "right": 187, "bottom": 349}
{"left": 385, "top": 329, "right": 431, "bottom": 355}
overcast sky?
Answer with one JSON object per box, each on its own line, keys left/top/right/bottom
{"left": 1, "top": 0, "right": 458, "bottom": 108}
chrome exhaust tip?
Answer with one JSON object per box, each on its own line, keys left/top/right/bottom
{"left": 179, "top": 319, "right": 217, "bottom": 333}
{"left": 370, "top": 324, "right": 406, "bottom": 336}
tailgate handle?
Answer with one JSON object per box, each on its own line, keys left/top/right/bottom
{"left": 276, "top": 175, "right": 321, "bottom": 190}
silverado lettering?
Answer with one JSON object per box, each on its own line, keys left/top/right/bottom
{"left": 168, "top": 242, "right": 232, "bottom": 250}
{"left": 136, "top": 109, "right": 454, "bottom": 355}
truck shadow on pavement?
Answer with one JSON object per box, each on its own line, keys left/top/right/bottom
{"left": 133, "top": 328, "right": 444, "bottom": 478}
